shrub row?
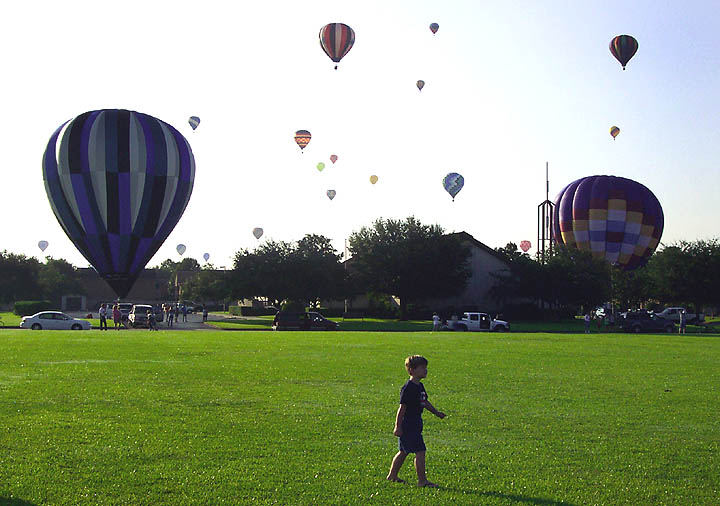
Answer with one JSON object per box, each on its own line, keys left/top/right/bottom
{"left": 14, "top": 300, "right": 54, "bottom": 316}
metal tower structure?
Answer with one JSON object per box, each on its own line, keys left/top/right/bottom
{"left": 537, "top": 162, "right": 555, "bottom": 264}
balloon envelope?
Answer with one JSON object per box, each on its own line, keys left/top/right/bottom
{"left": 319, "top": 23, "right": 355, "bottom": 68}
{"left": 252, "top": 227, "right": 264, "bottom": 239}
{"left": 370, "top": 175, "right": 378, "bottom": 184}
{"left": 553, "top": 175, "right": 663, "bottom": 271}
{"left": 317, "top": 162, "right": 325, "bottom": 171}
{"left": 203, "top": 252, "right": 210, "bottom": 262}
{"left": 326, "top": 190, "right": 336, "bottom": 200}
{"left": 416, "top": 80, "right": 425, "bottom": 91}
{"left": 330, "top": 154, "right": 338, "bottom": 164}
{"left": 520, "top": 240, "right": 531, "bottom": 253}
{"left": 177, "top": 244, "right": 186, "bottom": 256}
{"left": 610, "top": 126, "right": 620, "bottom": 139}
{"left": 609, "top": 35, "right": 638, "bottom": 70}
{"left": 443, "top": 173, "right": 464, "bottom": 201}
{"left": 429, "top": 23, "right": 439, "bottom": 34}
{"left": 188, "top": 116, "right": 200, "bottom": 130}
{"left": 38, "top": 240, "right": 49, "bottom": 252}
{"left": 43, "top": 109, "right": 195, "bottom": 299}
{"left": 295, "top": 130, "right": 311, "bottom": 151}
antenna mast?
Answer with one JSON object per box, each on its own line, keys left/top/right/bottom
{"left": 537, "top": 162, "right": 555, "bottom": 263}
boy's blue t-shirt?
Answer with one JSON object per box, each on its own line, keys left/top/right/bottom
{"left": 400, "top": 379, "right": 427, "bottom": 422}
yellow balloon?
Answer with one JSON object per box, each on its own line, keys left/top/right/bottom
{"left": 370, "top": 175, "right": 378, "bottom": 184}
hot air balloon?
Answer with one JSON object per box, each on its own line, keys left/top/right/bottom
{"left": 317, "top": 162, "right": 325, "bottom": 171}
{"left": 319, "top": 23, "right": 355, "bottom": 69}
{"left": 443, "top": 173, "right": 464, "bottom": 201}
{"left": 610, "top": 126, "right": 620, "bottom": 140}
{"left": 188, "top": 116, "right": 200, "bottom": 130}
{"left": 295, "top": 130, "right": 311, "bottom": 152}
{"left": 43, "top": 109, "right": 195, "bottom": 299}
{"left": 330, "top": 154, "right": 338, "bottom": 164}
{"left": 609, "top": 35, "right": 638, "bottom": 70}
{"left": 327, "top": 190, "right": 336, "bottom": 200}
{"left": 38, "top": 240, "right": 49, "bottom": 252}
{"left": 520, "top": 240, "right": 531, "bottom": 253}
{"left": 369, "top": 175, "right": 378, "bottom": 184}
{"left": 252, "top": 227, "right": 264, "bottom": 239}
{"left": 429, "top": 23, "right": 439, "bottom": 34}
{"left": 177, "top": 244, "right": 186, "bottom": 256}
{"left": 553, "top": 175, "right": 663, "bottom": 271}
{"left": 203, "top": 252, "right": 210, "bottom": 262}
{"left": 416, "top": 80, "right": 425, "bottom": 91}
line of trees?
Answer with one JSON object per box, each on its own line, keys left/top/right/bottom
{"left": 0, "top": 253, "right": 85, "bottom": 305}
{"left": 492, "top": 238, "right": 720, "bottom": 318}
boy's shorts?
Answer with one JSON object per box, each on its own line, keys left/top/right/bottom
{"left": 399, "top": 431, "right": 426, "bottom": 453}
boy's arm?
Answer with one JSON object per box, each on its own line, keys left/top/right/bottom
{"left": 423, "top": 400, "right": 446, "bottom": 419}
{"left": 393, "top": 404, "right": 407, "bottom": 436}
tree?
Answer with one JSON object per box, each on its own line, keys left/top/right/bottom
{"left": 290, "top": 234, "right": 347, "bottom": 306}
{"left": 182, "top": 264, "right": 231, "bottom": 305}
{"left": 348, "top": 217, "right": 471, "bottom": 320}
{"left": 38, "top": 258, "right": 85, "bottom": 304}
{"left": 0, "top": 251, "right": 42, "bottom": 304}
{"left": 543, "top": 248, "right": 611, "bottom": 315}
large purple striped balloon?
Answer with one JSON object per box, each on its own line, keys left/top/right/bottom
{"left": 553, "top": 175, "right": 663, "bottom": 271}
{"left": 42, "top": 109, "right": 195, "bottom": 298}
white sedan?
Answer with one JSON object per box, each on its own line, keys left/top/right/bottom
{"left": 20, "top": 311, "right": 92, "bottom": 330}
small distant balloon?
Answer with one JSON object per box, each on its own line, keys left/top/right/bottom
{"left": 317, "top": 162, "right": 325, "bottom": 171}
{"left": 327, "top": 190, "right": 336, "bottom": 200}
{"left": 416, "top": 80, "right": 425, "bottom": 91}
{"left": 188, "top": 116, "right": 200, "bottom": 130}
{"left": 319, "top": 23, "right": 355, "bottom": 69}
{"left": 610, "top": 126, "right": 620, "bottom": 140}
{"left": 429, "top": 23, "right": 439, "bottom": 34}
{"left": 177, "top": 244, "right": 186, "bottom": 256}
{"left": 520, "top": 240, "right": 531, "bottom": 253}
{"left": 609, "top": 35, "right": 638, "bottom": 70}
{"left": 370, "top": 175, "right": 378, "bottom": 184}
{"left": 330, "top": 154, "right": 338, "bottom": 164}
{"left": 443, "top": 173, "right": 464, "bottom": 201}
{"left": 252, "top": 227, "right": 264, "bottom": 240}
{"left": 203, "top": 253, "right": 210, "bottom": 262}
{"left": 38, "top": 240, "right": 49, "bottom": 252}
{"left": 295, "top": 130, "right": 311, "bottom": 152}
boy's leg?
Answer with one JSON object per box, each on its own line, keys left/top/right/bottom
{"left": 386, "top": 451, "right": 408, "bottom": 482}
{"left": 414, "top": 451, "right": 437, "bottom": 487}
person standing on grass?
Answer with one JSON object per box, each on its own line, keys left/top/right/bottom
{"left": 202, "top": 305, "right": 208, "bottom": 322}
{"left": 679, "top": 309, "right": 687, "bottom": 334}
{"left": 584, "top": 313, "right": 591, "bottom": 334}
{"left": 98, "top": 303, "right": 108, "bottom": 331}
{"left": 112, "top": 304, "right": 121, "bottom": 330}
{"left": 432, "top": 313, "right": 441, "bottom": 332}
{"left": 387, "top": 355, "right": 446, "bottom": 488}
{"left": 182, "top": 304, "right": 188, "bottom": 323}
{"left": 167, "top": 305, "right": 174, "bottom": 328}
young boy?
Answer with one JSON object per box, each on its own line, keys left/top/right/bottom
{"left": 387, "top": 355, "right": 446, "bottom": 487}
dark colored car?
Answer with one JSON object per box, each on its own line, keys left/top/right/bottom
{"left": 272, "top": 311, "right": 339, "bottom": 331}
{"left": 620, "top": 311, "right": 675, "bottom": 333}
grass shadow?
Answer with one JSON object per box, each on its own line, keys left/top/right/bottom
{"left": 0, "top": 498, "right": 40, "bottom": 506}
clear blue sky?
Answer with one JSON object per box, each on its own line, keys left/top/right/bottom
{"left": 2, "top": 0, "right": 719, "bottom": 268}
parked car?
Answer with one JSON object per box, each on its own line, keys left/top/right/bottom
{"left": 444, "top": 312, "right": 510, "bottom": 332}
{"left": 620, "top": 311, "right": 675, "bottom": 333}
{"left": 272, "top": 311, "right": 339, "bottom": 331}
{"left": 654, "top": 307, "right": 704, "bottom": 324}
{"left": 20, "top": 311, "right": 92, "bottom": 330}
{"left": 128, "top": 304, "right": 155, "bottom": 328}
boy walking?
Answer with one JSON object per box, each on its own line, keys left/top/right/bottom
{"left": 387, "top": 355, "right": 446, "bottom": 488}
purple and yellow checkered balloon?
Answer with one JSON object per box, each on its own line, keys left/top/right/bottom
{"left": 553, "top": 175, "right": 663, "bottom": 271}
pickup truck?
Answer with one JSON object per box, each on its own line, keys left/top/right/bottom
{"left": 654, "top": 307, "right": 704, "bottom": 324}
{"left": 444, "top": 312, "right": 510, "bottom": 332}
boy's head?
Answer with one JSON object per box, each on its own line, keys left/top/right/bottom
{"left": 405, "top": 355, "right": 428, "bottom": 374}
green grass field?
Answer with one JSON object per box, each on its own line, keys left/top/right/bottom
{"left": 1, "top": 329, "right": 718, "bottom": 505}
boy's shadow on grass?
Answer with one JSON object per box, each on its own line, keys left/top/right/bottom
{"left": 442, "top": 488, "right": 578, "bottom": 506}
{"left": 0, "top": 498, "right": 40, "bottom": 506}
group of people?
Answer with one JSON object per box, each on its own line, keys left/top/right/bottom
{"left": 97, "top": 303, "right": 123, "bottom": 330}
{"left": 160, "top": 303, "right": 209, "bottom": 327}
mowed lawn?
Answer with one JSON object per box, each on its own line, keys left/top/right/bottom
{"left": 0, "top": 330, "right": 718, "bottom": 505}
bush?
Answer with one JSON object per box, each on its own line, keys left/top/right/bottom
{"left": 239, "top": 306, "right": 278, "bottom": 316}
{"left": 14, "top": 300, "right": 54, "bottom": 316}
{"left": 229, "top": 306, "right": 242, "bottom": 316}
